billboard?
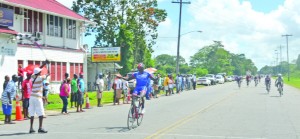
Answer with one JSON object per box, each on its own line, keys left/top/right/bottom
{"left": 91, "top": 47, "right": 121, "bottom": 62}
{"left": 0, "top": 8, "right": 14, "bottom": 26}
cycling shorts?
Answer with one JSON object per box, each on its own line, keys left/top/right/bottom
{"left": 133, "top": 86, "right": 147, "bottom": 96}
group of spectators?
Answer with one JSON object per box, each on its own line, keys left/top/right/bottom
{"left": 163, "top": 74, "right": 197, "bottom": 96}
{"left": 1, "top": 60, "right": 86, "bottom": 134}
{"left": 2, "top": 60, "right": 50, "bottom": 133}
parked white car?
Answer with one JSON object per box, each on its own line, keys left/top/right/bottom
{"left": 226, "top": 76, "right": 233, "bottom": 82}
{"left": 197, "top": 77, "right": 211, "bottom": 86}
{"left": 216, "top": 75, "right": 225, "bottom": 84}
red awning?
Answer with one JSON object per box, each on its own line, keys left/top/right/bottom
{"left": 0, "top": 27, "right": 18, "bottom": 35}
{"left": 5, "top": 0, "right": 88, "bottom": 21}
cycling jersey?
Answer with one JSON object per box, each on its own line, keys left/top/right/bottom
{"left": 131, "top": 71, "right": 153, "bottom": 96}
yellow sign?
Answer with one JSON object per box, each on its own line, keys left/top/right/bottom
{"left": 91, "top": 47, "right": 121, "bottom": 62}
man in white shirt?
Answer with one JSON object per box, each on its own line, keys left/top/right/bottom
{"left": 192, "top": 74, "right": 197, "bottom": 90}
{"left": 29, "top": 60, "right": 49, "bottom": 134}
{"left": 122, "top": 79, "right": 129, "bottom": 104}
{"left": 96, "top": 73, "right": 105, "bottom": 107}
{"left": 115, "top": 76, "right": 123, "bottom": 105}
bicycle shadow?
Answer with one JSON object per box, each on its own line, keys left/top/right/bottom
{"left": 105, "top": 127, "right": 130, "bottom": 132}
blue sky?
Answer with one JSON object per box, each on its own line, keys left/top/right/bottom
{"left": 58, "top": 0, "right": 300, "bottom": 70}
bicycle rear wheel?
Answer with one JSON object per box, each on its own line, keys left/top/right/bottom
{"left": 127, "top": 104, "right": 135, "bottom": 130}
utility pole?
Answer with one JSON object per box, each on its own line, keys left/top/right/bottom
{"left": 282, "top": 34, "right": 292, "bottom": 81}
{"left": 278, "top": 45, "right": 283, "bottom": 73}
{"left": 172, "top": 0, "right": 191, "bottom": 75}
{"left": 275, "top": 50, "right": 279, "bottom": 74}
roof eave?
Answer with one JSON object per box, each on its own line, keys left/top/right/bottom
{"left": 2, "top": 1, "right": 92, "bottom": 23}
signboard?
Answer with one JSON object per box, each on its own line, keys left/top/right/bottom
{"left": 0, "top": 46, "right": 16, "bottom": 56}
{"left": 0, "top": 8, "right": 14, "bottom": 27}
{"left": 91, "top": 47, "right": 121, "bottom": 62}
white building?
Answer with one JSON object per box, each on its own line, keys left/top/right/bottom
{"left": 0, "top": 0, "right": 92, "bottom": 95}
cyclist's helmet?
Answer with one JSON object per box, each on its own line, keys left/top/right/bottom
{"left": 137, "top": 63, "right": 144, "bottom": 70}
{"left": 278, "top": 74, "right": 282, "bottom": 77}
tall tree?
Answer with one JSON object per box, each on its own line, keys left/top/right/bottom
{"left": 72, "top": 0, "right": 167, "bottom": 74}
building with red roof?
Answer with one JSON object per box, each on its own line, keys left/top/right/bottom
{"left": 0, "top": 0, "right": 93, "bottom": 94}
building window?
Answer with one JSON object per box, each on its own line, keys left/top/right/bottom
{"left": 49, "top": 62, "right": 67, "bottom": 82}
{"left": 70, "top": 63, "right": 83, "bottom": 79}
{"left": 24, "top": 9, "right": 43, "bottom": 33}
{"left": 47, "top": 15, "right": 63, "bottom": 37}
{"left": 66, "top": 19, "right": 76, "bottom": 39}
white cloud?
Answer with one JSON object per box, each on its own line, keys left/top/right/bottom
{"left": 155, "top": 0, "right": 300, "bottom": 70}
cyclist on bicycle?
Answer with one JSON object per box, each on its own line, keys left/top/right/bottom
{"left": 121, "top": 63, "right": 156, "bottom": 114}
{"left": 246, "top": 75, "right": 251, "bottom": 86}
{"left": 265, "top": 75, "right": 271, "bottom": 89}
{"left": 275, "top": 74, "right": 284, "bottom": 91}
{"left": 235, "top": 76, "right": 242, "bottom": 84}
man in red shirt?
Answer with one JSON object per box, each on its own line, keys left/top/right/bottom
{"left": 22, "top": 72, "right": 32, "bottom": 119}
{"left": 18, "top": 64, "right": 24, "bottom": 89}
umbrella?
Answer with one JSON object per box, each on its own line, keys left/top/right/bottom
{"left": 145, "top": 68, "right": 157, "bottom": 74}
{"left": 115, "top": 73, "right": 123, "bottom": 78}
{"left": 25, "top": 65, "right": 48, "bottom": 75}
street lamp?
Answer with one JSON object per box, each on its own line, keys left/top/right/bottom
{"left": 176, "top": 30, "right": 202, "bottom": 75}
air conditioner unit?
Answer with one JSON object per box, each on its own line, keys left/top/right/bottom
{"left": 33, "top": 32, "right": 42, "bottom": 41}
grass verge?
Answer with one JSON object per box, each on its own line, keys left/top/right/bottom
{"left": 284, "top": 77, "right": 300, "bottom": 89}
{"left": 0, "top": 85, "right": 206, "bottom": 121}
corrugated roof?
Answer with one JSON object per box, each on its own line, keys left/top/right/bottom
{"left": 4, "top": 0, "right": 88, "bottom": 21}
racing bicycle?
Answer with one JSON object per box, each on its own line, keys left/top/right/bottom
{"left": 127, "top": 94, "right": 144, "bottom": 130}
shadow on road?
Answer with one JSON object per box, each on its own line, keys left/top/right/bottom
{"left": 0, "top": 132, "right": 28, "bottom": 137}
{"left": 105, "top": 127, "right": 129, "bottom": 132}
{"left": 270, "top": 95, "right": 281, "bottom": 97}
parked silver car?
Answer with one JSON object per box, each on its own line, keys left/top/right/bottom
{"left": 197, "top": 77, "right": 211, "bottom": 86}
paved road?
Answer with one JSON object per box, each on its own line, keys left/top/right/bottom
{"left": 0, "top": 81, "right": 300, "bottom": 139}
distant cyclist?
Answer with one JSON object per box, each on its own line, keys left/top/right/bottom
{"left": 121, "top": 63, "right": 156, "bottom": 114}
{"left": 275, "top": 74, "right": 284, "bottom": 91}
{"left": 246, "top": 75, "right": 251, "bottom": 86}
{"left": 265, "top": 75, "right": 271, "bottom": 91}
{"left": 254, "top": 76, "right": 258, "bottom": 86}
{"left": 235, "top": 76, "right": 242, "bottom": 88}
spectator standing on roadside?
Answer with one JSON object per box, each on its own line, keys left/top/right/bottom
{"left": 115, "top": 76, "right": 122, "bottom": 105}
{"left": 96, "top": 73, "right": 104, "bottom": 107}
{"left": 29, "top": 60, "right": 50, "bottom": 133}
{"left": 77, "top": 73, "right": 85, "bottom": 112}
{"left": 18, "top": 64, "right": 24, "bottom": 89}
{"left": 122, "top": 78, "right": 129, "bottom": 104}
{"left": 43, "top": 80, "right": 50, "bottom": 107}
{"left": 22, "top": 72, "right": 32, "bottom": 119}
{"left": 153, "top": 75, "right": 159, "bottom": 98}
{"left": 71, "top": 74, "right": 78, "bottom": 108}
{"left": 163, "top": 74, "right": 169, "bottom": 96}
{"left": 3, "top": 75, "right": 10, "bottom": 90}
{"left": 181, "top": 75, "right": 185, "bottom": 91}
{"left": 168, "top": 74, "right": 174, "bottom": 95}
{"left": 60, "top": 78, "right": 71, "bottom": 114}
{"left": 2, "top": 75, "right": 18, "bottom": 124}
{"left": 176, "top": 74, "right": 182, "bottom": 94}
{"left": 157, "top": 74, "right": 162, "bottom": 94}
{"left": 192, "top": 74, "right": 197, "bottom": 90}
{"left": 107, "top": 72, "right": 112, "bottom": 91}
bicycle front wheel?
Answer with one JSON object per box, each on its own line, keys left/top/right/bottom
{"left": 127, "top": 104, "right": 135, "bottom": 130}
{"left": 137, "top": 101, "right": 144, "bottom": 126}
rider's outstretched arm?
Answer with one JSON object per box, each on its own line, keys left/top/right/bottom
{"left": 122, "top": 76, "right": 134, "bottom": 81}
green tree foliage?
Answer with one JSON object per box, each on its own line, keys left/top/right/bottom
{"left": 296, "top": 54, "right": 300, "bottom": 70}
{"left": 72, "top": 0, "right": 167, "bottom": 74}
{"left": 190, "top": 42, "right": 257, "bottom": 75}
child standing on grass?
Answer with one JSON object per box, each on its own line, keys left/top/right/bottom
{"left": 43, "top": 80, "right": 50, "bottom": 107}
